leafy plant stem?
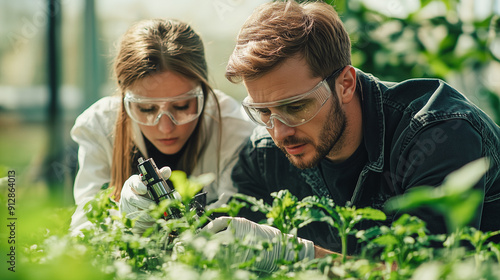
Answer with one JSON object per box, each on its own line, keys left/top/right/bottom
{"left": 341, "top": 222, "right": 347, "bottom": 263}
{"left": 450, "top": 228, "right": 461, "bottom": 262}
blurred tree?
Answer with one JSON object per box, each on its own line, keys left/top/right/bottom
{"left": 43, "top": 0, "right": 104, "bottom": 204}
{"left": 83, "top": 0, "right": 105, "bottom": 109}
{"left": 45, "top": 0, "right": 64, "bottom": 202}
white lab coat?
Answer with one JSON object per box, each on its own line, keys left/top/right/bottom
{"left": 69, "top": 90, "right": 256, "bottom": 233}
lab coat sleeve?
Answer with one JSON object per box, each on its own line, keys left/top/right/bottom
{"left": 69, "top": 97, "right": 118, "bottom": 234}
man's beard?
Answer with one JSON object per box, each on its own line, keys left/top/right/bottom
{"left": 276, "top": 97, "right": 347, "bottom": 169}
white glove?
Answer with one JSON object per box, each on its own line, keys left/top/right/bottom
{"left": 119, "top": 166, "right": 172, "bottom": 235}
{"left": 203, "top": 217, "right": 315, "bottom": 272}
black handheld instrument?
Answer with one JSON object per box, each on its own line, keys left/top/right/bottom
{"left": 137, "top": 157, "right": 182, "bottom": 220}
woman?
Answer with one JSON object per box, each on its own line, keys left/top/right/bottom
{"left": 70, "top": 19, "right": 255, "bottom": 234}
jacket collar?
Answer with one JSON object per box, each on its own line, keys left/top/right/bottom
{"left": 356, "top": 69, "right": 386, "bottom": 173}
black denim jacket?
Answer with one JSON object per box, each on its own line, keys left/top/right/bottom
{"left": 232, "top": 69, "right": 500, "bottom": 253}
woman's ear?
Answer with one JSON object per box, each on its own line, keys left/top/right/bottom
{"left": 337, "top": 66, "right": 357, "bottom": 104}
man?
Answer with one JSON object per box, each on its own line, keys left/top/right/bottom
{"left": 207, "top": 0, "right": 500, "bottom": 269}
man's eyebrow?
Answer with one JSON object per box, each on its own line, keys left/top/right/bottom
{"left": 277, "top": 98, "right": 309, "bottom": 106}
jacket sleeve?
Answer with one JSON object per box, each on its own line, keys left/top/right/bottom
{"left": 69, "top": 97, "right": 117, "bottom": 234}
{"left": 390, "top": 119, "right": 484, "bottom": 234}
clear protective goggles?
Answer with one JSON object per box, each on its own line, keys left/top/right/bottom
{"left": 242, "top": 67, "right": 343, "bottom": 129}
{"left": 124, "top": 85, "right": 204, "bottom": 126}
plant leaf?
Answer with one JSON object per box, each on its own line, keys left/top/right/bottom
{"left": 441, "top": 158, "right": 490, "bottom": 194}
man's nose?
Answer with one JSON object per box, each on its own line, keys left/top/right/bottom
{"left": 270, "top": 117, "right": 295, "bottom": 141}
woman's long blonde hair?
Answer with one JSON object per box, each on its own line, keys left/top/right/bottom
{"left": 110, "top": 19, "right": 221, "bottom": 201}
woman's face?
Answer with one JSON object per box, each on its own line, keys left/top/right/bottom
{"left": 127, "top": 71, "right": 201, "bottom": 155}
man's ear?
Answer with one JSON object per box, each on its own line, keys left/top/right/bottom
{"left": 336, "top": 66, "right": 357, "bottom": 104}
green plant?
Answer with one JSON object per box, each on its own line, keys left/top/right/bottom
{"left": 10, "top": 163, "right": 500, "bottom": 279}
{"left": 236, "top": 190, "right": 386, "bottom": 264}
{"left": 459, "top": 227, "right": 500, "bottom": 267}
{"left": 358, "top": 214, "right": 436, "bottom": 278}
{"left": 385, "top": 158, "right": 489, "bottom": 247}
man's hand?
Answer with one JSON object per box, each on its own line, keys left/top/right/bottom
{"left": 203, "top": 217, "right": 315, "bottom": 272}
{"left": 119, "top": 166, "right": 171, "bottom": 235}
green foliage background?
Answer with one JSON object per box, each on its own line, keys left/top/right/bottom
{"left": 329, "top": 0, "right": 500, "bottom": 123}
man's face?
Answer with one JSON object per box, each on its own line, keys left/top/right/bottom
{"left": 243, "top": 56, "right": 348, "bottom": 169}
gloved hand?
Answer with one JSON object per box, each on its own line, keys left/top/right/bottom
{"left": 203, "top": 217, "right": 315, "bottom": 272}
{"left": 119, "top": 166, "right": 172, "bottom": 235}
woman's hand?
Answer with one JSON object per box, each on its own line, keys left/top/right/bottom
{"left": 119, "top": 166, "right": 171, "bottom": 235}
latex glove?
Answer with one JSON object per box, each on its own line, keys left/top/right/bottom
{"left": 203, "top": 217, "right": 315, "bottom": 272}
{"left": 119, "top": 166, "right": 172, "bottom": 235}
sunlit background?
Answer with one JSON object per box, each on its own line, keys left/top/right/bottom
{"left": 0, "top": 0, "right": 499, "bottom": 206}
{"left": 0, "top": 0, "right": 270, "bottom": 205}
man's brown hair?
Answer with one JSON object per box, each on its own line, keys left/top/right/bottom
{"left": 226, "top": 0, "right": 351, "bottom": 83}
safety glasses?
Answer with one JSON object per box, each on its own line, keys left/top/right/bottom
{"left": 124, "top": 85, "right": 204, "bottom": 126}
{"left": 242, "top": 67, "right": 343, "bottom": 129}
